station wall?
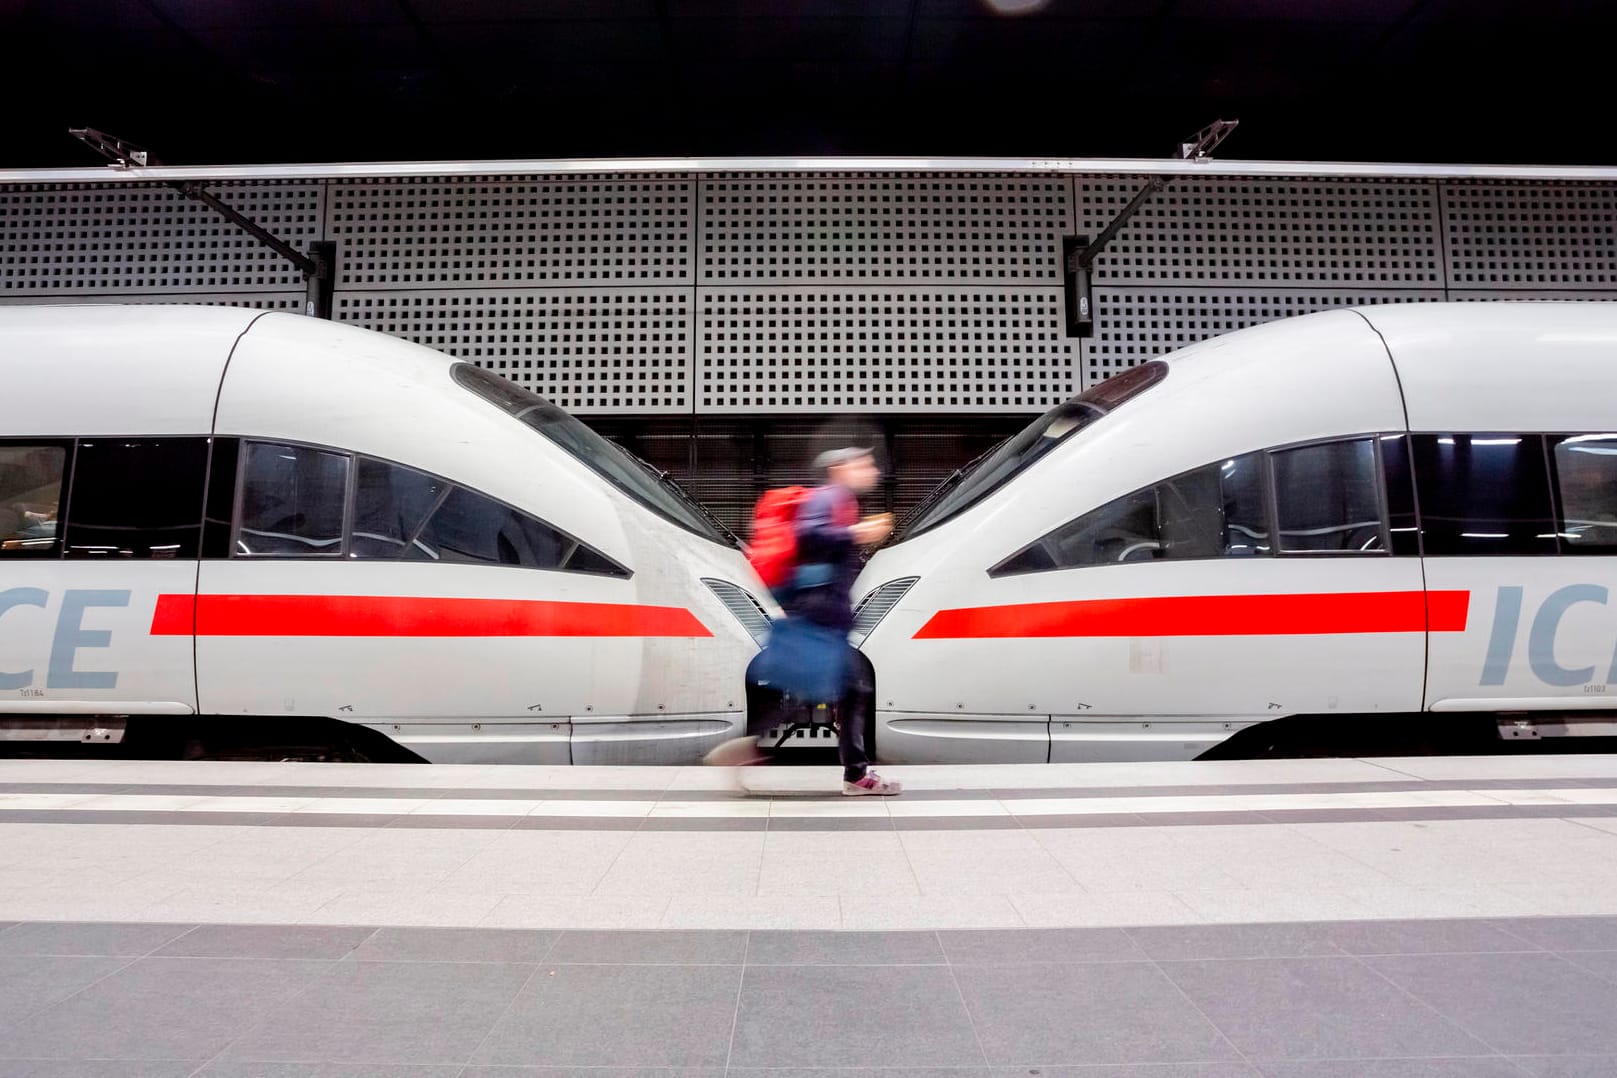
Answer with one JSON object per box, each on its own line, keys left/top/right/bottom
{"left": 4, "top": 170, "right": 1615, "bottom": 527}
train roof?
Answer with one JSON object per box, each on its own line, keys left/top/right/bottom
{"left": 1132, "top": 301, "right": 1617, "bottom": 436}
{"left": 0, "top": 304, "right": 265, "bottom": 436}
{"left": 1359, "top": 301, "right": 1617, "bottom": 432}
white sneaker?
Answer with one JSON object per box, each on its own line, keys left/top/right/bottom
{"left": 842, "top": 772, "right": 902, "bottom": 796}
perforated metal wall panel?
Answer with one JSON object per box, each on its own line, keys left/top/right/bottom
{"left": 1441, "top": 182, "right": 1617, "bottom": 290}
{"left": 0, "top": 182, "right": 322, "bottom": 295}
{"left": 0, "top": 293, "right": 302, "bottom": 310}
{"left": 698, "top": 287, "right": 1074, "bottom": 413}
{"left": 1075, "top": 175, "right": 1443, "bottom": 288}
{"left": 1449, "top": 290, "right": 1615, "bottom": 302}
{"left": 4, "top": 167, "right": 1617, "bottom": 419}
{"left": 700, "top": 174, "right": 1070, "bottom": 284}
{"left": 328, "top": 177, "right": 693, "bottom": 288}
{"left": 1080, "top": 287, "right": 1445, "bottom": 385}
{"left": 334, "top": 289, "right": 691, "bottom": 414}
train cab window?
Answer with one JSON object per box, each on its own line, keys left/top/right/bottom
{"left": 1411, "top": 434, "right": 1558, "bottom": 556}
{"left": 452, "top": 363, "right": 734, "bottom": 546}
{"left": 1271, "top": 438, "right": 1386, "bottom": 554}
{"left": 349, "top": 456, "right": 630, "bottom": 577}
{"left": 0, "top": 443, "right": 69, "bottom": 557}
{"left": 907, "top": 360, "right": 1169, "bottom": 537}
{"left": 1551, "top": 435, "right": 1617, "bottom": 554}
{"left": 990, "top": 451, "right": 1267, "bottom": 575}
{"left": 64, "top": 438, "right": 208, "bottom": 559}
{"left": 237, "top": 442, "right": 350, "bottom": 557}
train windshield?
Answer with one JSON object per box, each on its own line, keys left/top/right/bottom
{"left": 904, "top": 360, "right": 1168, "bottom": 537}
{"left": 452, "top": 364, "right": 736, "bottom": 546}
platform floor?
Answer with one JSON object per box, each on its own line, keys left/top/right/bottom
{"left": 7, "top": 756, "right": 1617, "bottom": 1075}
{"left": 6, "top": 755, "right": 1617, "bottom": 930}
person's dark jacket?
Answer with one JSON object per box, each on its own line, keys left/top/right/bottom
{"left": 780, "top": 483, "right": 860, "bottom": 632}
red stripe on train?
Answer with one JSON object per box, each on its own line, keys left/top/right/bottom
{"left": 912, "top": 590, "right": 1471, "bottom": 639}
{"left": 149, "top": 594, "right": 712, "bottom": 638}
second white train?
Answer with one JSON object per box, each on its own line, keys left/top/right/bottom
{"left": 850, "top": 303, "right": 1617, "bottom": 763}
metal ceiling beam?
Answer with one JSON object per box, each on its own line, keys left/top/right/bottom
{"left": 7, "top": 155, "right": 1617, "bottom": 184}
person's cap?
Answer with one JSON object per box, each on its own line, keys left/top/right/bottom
{"left": 812, "top": 446, "right": 874, "bottom": 471}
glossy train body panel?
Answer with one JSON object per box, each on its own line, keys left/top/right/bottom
{"left": 854, "top": 303, "right": 1617, "bottom": 763}
{"left": 0, "top": 306, "right": 770, "bottom": 763}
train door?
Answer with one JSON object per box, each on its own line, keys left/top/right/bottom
{"left": 0, "top": 437, "right": 207, "bottom": 721}
{"left": 964, "top": 435, "right": 1428, "bottom": 762}
{"left": 1420, "top": 433, "right": 1617, "bottom": 715}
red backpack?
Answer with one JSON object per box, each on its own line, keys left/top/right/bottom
{"left": 747, "top": 486, "right": 809, "bottom": 590}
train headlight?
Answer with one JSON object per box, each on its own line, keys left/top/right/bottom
{"left": 849, "top": 577, "right": 919, "bottom": 648}
{"left": 702, "top": 579, "right": 772, "bottom": 648}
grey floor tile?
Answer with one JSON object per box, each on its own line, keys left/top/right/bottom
{"left": 940, "top": 927, "right": 1145, "bottom": 964}
{"left": 731, "top": 964, "right": 984, "bottom": 1067}
{"left": 0, "top": 922, "right": 195, "bottom": 957}
{"left": 473, "top": 963, "right": 741, "bottom": 1066}
{"left": 0, "top": 955, "right": 135, "bottom": 1020}
{"left": 1557, "top": 949, "right": 1617, "bottom": 984}
{"left": 1510, "top": 1057, "right": 1617, "bottom": 1077}
{"left": 1324, "top": 920, "right": 1539, "bottom": 956}
{"left": 546, "top": 929, "right": 746, "bottom": 964}
{"left": 348, "top": 926, "right": 557, "bottom": 963}
{"left": 991, "top": 1067, "right": 1262, "bottom": 1078}
{"left": 0, "top": 956, "right": 331, "bottom": 1061}
{"left": 0, "top": 1063, "right": 199, "bottom": 1078}
{"left": 267, "top": 814, "right": 398, "bottom": 829}
{"left": 1255, "top": 1062, "right": 1531, "bottom": 1077}
{"left": 460, "top": 1070, "right": 726, "bottom": 1078}
{"left": 767, "top": 817, "right": 895, "bottom": 831}
{"left": 730, "top": 1070, "right": 992, "bottom": 1078}
{"left": 1161, "top": 956, "right": 1488, "bottom": 1061}
{"left": 158, "top": 924, "right": 378, "bottom": 959}
{"left": 1125, "top": 923, "right": 1344, "bottom": 961}
{"left": 195, "top": 1065, "right": 466, "bottom": 1077}
{"left": 223, "top": 959, "right": 533, "bottom": 1065}
{"left": 1369, "top": 952, "right": 1617, "bottom": 1055}
{"left": 952, "top": 961, "right": 1238, "bottom": 1066}
{"left": 746, "top": 930, "right": 944, "bottom": 965}
{"left": 1493, "top": 916, "right": 1617, "bottom": 952}
{"left": 893, "top": 816, "right": 1023, "bottom": 830}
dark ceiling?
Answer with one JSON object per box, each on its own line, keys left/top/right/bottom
{"left": 2, "top": 0, "right": 1609, "bottom": 169}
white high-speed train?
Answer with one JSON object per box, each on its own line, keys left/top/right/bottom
{"left": 851, "top": 303, "right": 1617, "bottom": 763}
{"left": 0, "top": 306, "right": 772, "bottom": 763}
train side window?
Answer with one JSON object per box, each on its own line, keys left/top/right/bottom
{"left": 349, "top": 456, "right": 630, "bottom": 576}
{"left": 1410, "top": 434, "right": 1558, "bottom": 556}
{"left": 237, "top": 442, "right": 350, "bottom": 557}
{"left": 64, "top": 438, "right": 209, "bottom": 559}
{"left": 0, "top": 442, "right": 70, "bottom": 557}
{"left": 990, "top": 451, "right": 1267, "bottom": 575}
{"left": 201, "top": 438, "right": 240, "bottom": 559}
{"left": 408, "top": 484, "right": 629, "bottom": 576}
{"left": 1379, "top": 434, "right": 1421, "bottom": 557}
{"left": 351, "top": 457, "right": 448, "bottom": 559}
{"left": 1271, "top": 438, "right": 1386, "bottom": 554}
{"left": 1550, "top": 434, "right": 1617, "bottom": 554}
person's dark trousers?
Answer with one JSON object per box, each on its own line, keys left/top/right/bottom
{"left": 837, "top": 648, "right": 874, "bottom": 783}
